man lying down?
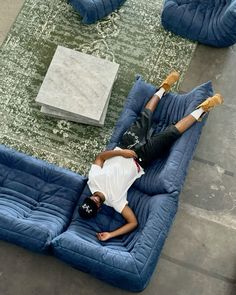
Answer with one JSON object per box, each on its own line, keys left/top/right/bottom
{"left": 78, "top": 71, "right": 223, "bottom": 241}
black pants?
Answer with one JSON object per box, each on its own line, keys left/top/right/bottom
{"left": 119, "top": 109, "right": 181, "bottom": 168}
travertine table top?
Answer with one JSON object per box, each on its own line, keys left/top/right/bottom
{"left": 36, "top": 45, "right": 119, "bottom": 124}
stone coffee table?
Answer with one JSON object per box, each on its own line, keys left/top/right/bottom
{"left": 36, "top": 45, "right": 119, "bottom": 126}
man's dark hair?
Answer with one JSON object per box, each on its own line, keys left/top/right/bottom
{"left": 78, "top": 197, "right": 98, "bottom": 219}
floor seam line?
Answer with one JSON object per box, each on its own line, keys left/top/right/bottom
{"left": 160, "top": 253, "right": 236, "bottom": 284}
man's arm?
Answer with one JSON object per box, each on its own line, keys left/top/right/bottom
{"left": 94, "top": 149, "right": 137, "bottom": 167}
{"left": 96, "top": 205, "right": 138, "bottom": 241}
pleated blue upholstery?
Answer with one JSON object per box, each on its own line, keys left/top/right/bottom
{"left": 68, "top": 0, "right": 126, "bottom": 24}
{"left": 52, "top": 76, "right": 213, "bottom": 291}
{"left": 0, "top": 146, "right": 86, "bottom": 253}
{"left": 161, "top": 0, "right": 236, "bottom": 47}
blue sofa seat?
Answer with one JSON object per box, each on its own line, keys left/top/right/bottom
{"left": 52, "top": 77, "right": 213, "bottom": 291}
{"left": 68, "top": 0, "right": 126, "bottom": 24}
{"left": 161, "top": 0, "right": 236, "bottom": 47}
{"left": 0, "top": 146, "right": 86, "bottom": 253}
{"left": 52, "top": 186, "right": 178, "bottom": 291}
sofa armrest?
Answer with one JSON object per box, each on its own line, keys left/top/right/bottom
{"left": 130, "top": 193, "right": 178, "bottom": 286}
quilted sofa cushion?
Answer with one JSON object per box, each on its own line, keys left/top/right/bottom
{"left": 0, "top": 145, "right": 86, "bottom": 253}
{"left": 52, "top": 77, "right": 213, "bottom": 291}
{"left": 68, "top": 0, "right": 126, "bottom": 24}
{"left": 161, "top": 0, "right": 236, "bottom": 47}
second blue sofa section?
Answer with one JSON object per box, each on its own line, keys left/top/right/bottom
{"left": 161, "top": 0, "right": 236, "bottom": 47}
{"left": 0, "top": 146, "right": 86, "bottom": 252}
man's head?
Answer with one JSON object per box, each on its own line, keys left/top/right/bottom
{"left": 78, "top": 193, "right": 103, "bottom": 219}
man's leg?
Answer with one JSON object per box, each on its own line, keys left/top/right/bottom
{"left": 175, "top": 93, "right": 224, "bottom": 133}
{"left": 119, "top": 71, "right": 180, "bottom": 149}
{"left": 145, "top": 71, "right": 180, "bottom": 112}
{"left": 136, "top": 93, "right": 224, "bottom": 167}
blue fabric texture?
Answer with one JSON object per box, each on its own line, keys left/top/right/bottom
{"left": 0, "top": 145, "right": 86, "bottom": 253}
{"left": 161, "top": 0, "right": 236, "bottom": 47}
{"left": 68, "top": 0, "right": 126, "bottom": 24}
{"left": 52, "top": 76, "right": 213, "bottom": 291}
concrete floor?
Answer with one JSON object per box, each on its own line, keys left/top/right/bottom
{"left": 0, "top": 1, "right": 236, "bottom": 295}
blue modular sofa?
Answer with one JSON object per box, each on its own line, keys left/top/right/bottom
{"left": 0, "top": 77, "right": 213, "bottom": 291}
{"left": 161, "top": 0, "right": 236, "bottom": 47}
{"left": 67, "top": 0, "right": 126, "bottom": 24}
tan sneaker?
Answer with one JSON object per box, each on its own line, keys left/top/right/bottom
{"left": 196, "top": 93, "right": 224, "bottom": 112}
{"left": 160, "top": 71, "right": 180, "bottom": 92}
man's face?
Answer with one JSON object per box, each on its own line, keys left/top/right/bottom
{"left": 90, "top": 194, "right": 102, "bottom": 208}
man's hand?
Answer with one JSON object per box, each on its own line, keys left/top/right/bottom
{"left": 96, "top": 232, "right": 112, "bottom": 241}
{"left": 120, "top": 149, "right": 137, "bottom": 159}
{"left": 94, "top": 149, "right": 137, "bottom": 167}
{"left": 96, "top": 206, "right": 138, "bottom": 242}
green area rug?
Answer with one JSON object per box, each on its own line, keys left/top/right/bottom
{"left": 0, "top": 0, "right": 196, "bottom": 175}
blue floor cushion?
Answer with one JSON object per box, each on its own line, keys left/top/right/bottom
{"left": 161, "top": 0, "right": 236, "bottom": 47}
{"left": 52, "top": 76, "right": 213, "bottom": 291}
{"left": 68, "top": 0, "right": 126, "bottom": 24}
{"left": 0, "top": 146, "right": 86, "bottom": 253}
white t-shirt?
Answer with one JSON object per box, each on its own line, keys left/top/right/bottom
{"left": 87, "top": 147, "right": 144, "bottom": 213}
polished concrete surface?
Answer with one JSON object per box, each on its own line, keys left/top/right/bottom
{"left": 0, "top": 1, "right": 235, "bottom": 294}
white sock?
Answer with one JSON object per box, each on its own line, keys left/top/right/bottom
{"left": 153, "top": 87, "right": 165, "bottom": 99}
{"left": 191, "top": 108, "right": 205, "bottom": 120}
